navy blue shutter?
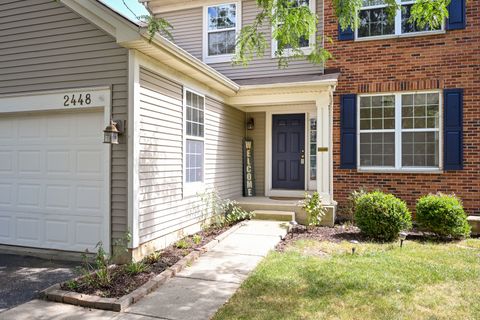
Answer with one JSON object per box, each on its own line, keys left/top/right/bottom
{"left": 443, "top": 89, "right": 464, "bottom": 170}
{"left": 340, "top": 94, "right": 357, "bottom": 169}
{"left": 447, "top": 0, "right": 466, "bottom": 30}
{"left": 338, "top": 25, "right": 354, "bottom": 41}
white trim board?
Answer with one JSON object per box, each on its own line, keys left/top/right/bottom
{"left": 128, "top": 50, "right": 141, "bottom": 249}
{"left": 0, "top": 87, "right": 111, "bottom": 115}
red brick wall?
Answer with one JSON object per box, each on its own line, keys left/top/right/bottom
{"left": 324, "top": 1, "right": 480, "bottom": 217}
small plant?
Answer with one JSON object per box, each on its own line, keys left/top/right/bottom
{"left": 355, "top": 191, "right": 412, "bottom": 242}
{"left": 125, "top": 261, "right": 149, "bottom": 275}
{"left": 175, "top": 238, "right": 191, "bottom": 249}
{"left": 299, "top": 192, "right": 326, "bottom": 227}
{"left": 347, "top": 188, "right": 368, "bottom": 219}
{"left": 416, "top": 193, "right": 471, "bottom": 239}
{"left": 201, "top": 190, "right": 254, "bottom": 228}
{"left": 225, "top": 202, "right": 255, "bottom": 225}
{"left": 192, "top": 234, "right": 202, "bottom": 245}
{"left": 65, "top": 279, "right": 79, "bottom": 291}
{"left": 144, "top": 251, "right": 162, "bottom": 264}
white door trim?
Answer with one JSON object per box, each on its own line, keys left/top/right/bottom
{"left": 0, "top": 87, "right": 112, "bottom": 254}
{"left": 265, "top": 106, "right": 316, "bottom": 197}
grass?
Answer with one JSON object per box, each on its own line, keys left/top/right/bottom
{"left": 213, "top": 238, "right": 480, "bottom": 320}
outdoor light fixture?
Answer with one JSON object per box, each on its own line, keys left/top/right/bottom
{"left": 289, "top": 220, "right": 298, "bottom": 239}
{"left": 103, "top": 120, "right": 124, "bottom": 145}
{"left": 399, "top": 232, "right": 408, "bottom": 248}
{"left": 247, "top": 118, "right": 255, "bottom": 130}
{"left": 350, "top": 240, "right": 359, "bottom": 254}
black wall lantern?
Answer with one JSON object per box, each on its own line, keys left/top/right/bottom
{"left": 247, "top": 118, "right": 255, "bottom": 130}
{"left": 103, "top": 120, "right": 124, "bottom": 144}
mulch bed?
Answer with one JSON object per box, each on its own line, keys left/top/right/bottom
{"left": 276, "top": 224, "right": 366, "bottom": 252}
{"left": 61, "top": 225, "right": 230, "bottom": 298}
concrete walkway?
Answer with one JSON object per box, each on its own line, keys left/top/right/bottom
{"left": 0, "top": 220, "right": 288, "bottom": 320}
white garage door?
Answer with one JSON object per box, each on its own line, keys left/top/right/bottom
{"left": 0, "top": 110, "right": 108, "bottom": 253}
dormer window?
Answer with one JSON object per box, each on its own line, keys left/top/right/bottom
{"left": 203, "top": 3, "right": 241, "bottom": 63}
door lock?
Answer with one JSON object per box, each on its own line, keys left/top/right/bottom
{"left": 301, "top": 149, "right": 305, "bottom": 165}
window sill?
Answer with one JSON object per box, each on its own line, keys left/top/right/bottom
{"left": 357, "top": 167, "right": 443, "bottom": 174}
{"left": 355, "top": 30, "right": 446, "bottom": 42}
{"left": 203, "top": 54, "right": 234, "bottom": 64}
{"left": 271, "top": 46, "right": 314, "bottom": 59}
{"left": 183, "top": 182, "right": 206, "bottom": 198}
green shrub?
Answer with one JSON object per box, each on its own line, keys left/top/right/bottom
{"left": 416, "top": 193, "right": 471, "bottom": 239}
{"left": 124, "top": 261, "right": 149, "bottom": 275}
{"left": 355, "top": 191, "right": 412, "bottom": 241}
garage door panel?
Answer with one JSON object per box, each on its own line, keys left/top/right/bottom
{"left": 0, "top": 111, "right": 108, "bottom": 253}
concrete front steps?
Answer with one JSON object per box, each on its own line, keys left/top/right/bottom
{"left": 253, "top": 210, "right": 295, "bottom": 222}
{"left": 237, "top": 197, "right": 335, "bottom": 227}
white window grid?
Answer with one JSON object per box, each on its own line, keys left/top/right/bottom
{"left": 357, "top": 91, "right": 443, "bottom": 172}
{"left": 203, "top": 2, "right": 241, "bottom": 63}
{"left": 355, "top": 0, "right": 444, "bottom": 40}
{"left": 184, "top": 88, "right": 206, "bottom": 191}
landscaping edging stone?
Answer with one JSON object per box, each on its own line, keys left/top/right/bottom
{"left": 41, "top": 222, "right": 245, "bottom": 312}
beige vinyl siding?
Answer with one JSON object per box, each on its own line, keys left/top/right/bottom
{"left": 138, "top": 68, "right": 244, "bottom": 244}
{"left": 158, "top": 0, "right": 324, "bottom": 80}
{"left": 246, "top": 112, "right": 266, "bottom": 196}
{"left": 0, "top": 0, "right": 129, "bottom": 244}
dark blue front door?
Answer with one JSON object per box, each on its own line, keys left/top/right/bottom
{"left": 272, "top": 114, "right": 305, "bottom": 190}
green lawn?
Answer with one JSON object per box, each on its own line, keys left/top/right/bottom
{"left": 214, "top": 238, "right": 480, "bottom": 320}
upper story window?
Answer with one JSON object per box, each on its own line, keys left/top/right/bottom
{"left": 272, "top": 0, "right": 316, "bottom": 56}
{"left": 357, "top": 0, "right": 443, "bottom": 39}
{"left": 204, "top": 3, "right": 240, "bottom": 63}
{"left": 359, "top": 92, "right": 441, "bottom": 171}
{"left": 184, "top": 89, "right": 205, "bottom": 195}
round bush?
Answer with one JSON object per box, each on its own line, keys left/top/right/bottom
{"left": 355, "top": 191, "right": 412, "bottom": 241}
{"left": 416, "top": 193, "right": 471, "bottom": 239}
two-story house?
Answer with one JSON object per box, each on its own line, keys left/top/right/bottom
{"left": 0, "top": 0, "right": 476, "bottom": 261}
{"left": 144, "top": 0, "right": 477, "bottom": 216}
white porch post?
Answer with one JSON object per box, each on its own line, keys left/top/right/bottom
{"left": 316, "top": 90, "right": 334, "bottom": 204}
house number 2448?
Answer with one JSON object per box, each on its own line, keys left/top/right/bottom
{"left": 64, "top": 93, "right": 92, "bottom": 107}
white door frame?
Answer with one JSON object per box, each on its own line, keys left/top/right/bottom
{"left": 264, "top": 105, "right": 317, "bottom": 197}
{"left": 0, "top": 87, "right": 112, "bottom": 254}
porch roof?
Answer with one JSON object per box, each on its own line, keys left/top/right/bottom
{"left": 234, "top": 73, "right": 340, "bottom": 87}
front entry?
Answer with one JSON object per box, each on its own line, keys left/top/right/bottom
{"left": 272, "top": 114, "right": 305, "bottom": 190}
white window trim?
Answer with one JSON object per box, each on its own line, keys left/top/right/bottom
{"left": 357, "top": 90, "right": 443, "bottom": 173}
{"left": 354, "top": 0, "right": 445, "bottom": 41}
{"left": 203, "top": 2, "right": 242, "bottom": 64}
{"left": 183, "top": 87, "right": 206, "bottom": 198}
{"left": 271, "top": 0, "right": 316, "bottom": 58}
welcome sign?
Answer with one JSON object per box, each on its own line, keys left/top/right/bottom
{"left": 243, "top": 139, "right": 256, "bottom": 197}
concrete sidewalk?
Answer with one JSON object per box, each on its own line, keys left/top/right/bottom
{"left": 0, "top": 220, "right": 288, "bottom": 320}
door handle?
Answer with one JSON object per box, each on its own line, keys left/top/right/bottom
{"left": 301, "top": 149, "right": 305, "bottom": 165}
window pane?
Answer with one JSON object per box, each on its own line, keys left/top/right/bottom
{"left": 186, "top": 140, "right": 204, "bottom": 183}
{"left": 402, "top": 132, "right": 439, "bottom": 167}
{"left": 359, "top": 95, "right": 396, "bottom": 130}
{"left": 402, "top": 93, "right": 439, "bottom": 129}
{"left": 401, "top": 4, "right": 440, "bottom": 34}
{"left": 208, "top": 30, "right": 236, "bottom": 56}
{"left": 360, "top": 132, "right": 395, "bottom": 167}
{"left": 358, "top": 8, "right": 395, "bottom": 38}
{"left": 208, "top": 4, "right": 236, "bottom": 31}
{"left": 186, "top": 91, "right": 205, "bottom": 138}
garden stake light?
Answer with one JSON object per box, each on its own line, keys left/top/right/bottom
{"left": 350, "top": 240, "right": 359, "bottom": 255}
{"left": 289, "top": 220, "right": 298, "bottom": 239}
{"left": 399, "top": 232, "right": 408, "bottom": 248}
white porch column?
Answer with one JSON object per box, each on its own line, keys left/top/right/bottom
{"left": 316, "top": 90, "right": 334, "bottom": 204}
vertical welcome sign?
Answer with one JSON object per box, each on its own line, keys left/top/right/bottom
{"left": 243, "top": 139, "right": 256, "bottom": 197}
